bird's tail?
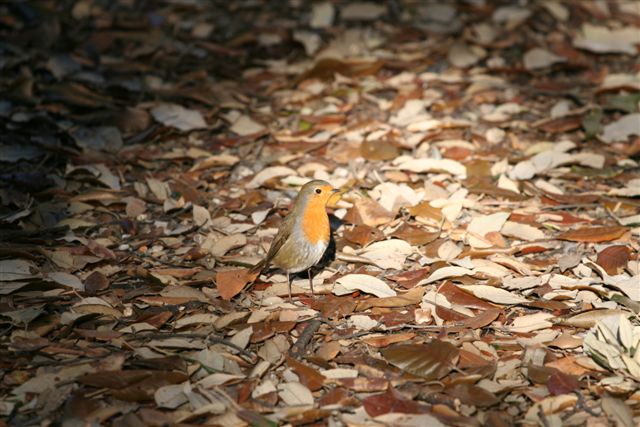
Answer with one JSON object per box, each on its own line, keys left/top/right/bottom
{"left": 249, "top": 259, "right": 266, "bottom": 275}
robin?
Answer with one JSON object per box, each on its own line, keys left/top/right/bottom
{"left": 251, "top": 180, "right": 339, "bottom": 300}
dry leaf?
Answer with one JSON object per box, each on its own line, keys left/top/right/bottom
{"left": 458, "top": 285, "right": 528, "bottom": 305}
{"left": 382, "top": 341, "right": 459, "bottom": 380}
{"left": 151, "top": 103, "right": 207, "bottom": 131}
{"left": 557, "top": 226, "right": 628, "bottom": 243}
{"left": 333, "top": 274, "right": 396, "bottom": 298}
{"left": 216, "top": 269, "right": 259, "bottom": 300}
{"left": 356, "top": 286, "right": 424, "bottom": 311}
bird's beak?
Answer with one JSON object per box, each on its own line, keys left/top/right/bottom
{"left": 326, "top": 188, "right": 342, "bottom": 207}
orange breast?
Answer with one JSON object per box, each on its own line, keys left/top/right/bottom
{"left": 300, "top": 198, "right": 330, "bottom": 245}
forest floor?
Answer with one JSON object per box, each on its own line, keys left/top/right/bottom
{"left": 1, "top": 1, "right": 640, "bottom": 426}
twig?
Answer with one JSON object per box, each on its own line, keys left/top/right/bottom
{"left": 289, "top": 319, "right": 321, "bottom": 358}
{"left": 574, "top": 391, "right": 599, "bottom": 416}
{"left": 538, "top": 405, "right": 550, "bottom": 427}
{"left": 542, "top": 203, "right": 600, "bottom": 211}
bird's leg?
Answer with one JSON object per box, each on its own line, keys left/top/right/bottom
{"left": 287, "top": 271, "right": 292, "bottom": 302}
{"left": 308, "top": 268, "right": 315, "bottom": 295}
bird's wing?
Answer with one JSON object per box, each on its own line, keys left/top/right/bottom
{"left": 250, "top": 213, "right": 294, "bottom": 273}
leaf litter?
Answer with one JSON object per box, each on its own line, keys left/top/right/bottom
{"left": 1, "top": 0, "right": 639, "bottom": 426}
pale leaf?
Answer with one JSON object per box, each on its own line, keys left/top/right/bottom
{"left": 457, "top": 285, "right": 528, "bottom": 304}
{"left": 334, "top": 274, "right": 396, "bottom": 298}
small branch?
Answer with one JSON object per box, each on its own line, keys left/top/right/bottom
{"left": 289, "top": 319, "right": 321, "bottom": 358}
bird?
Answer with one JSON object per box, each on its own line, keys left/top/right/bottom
{"left": 250, "top": 180, "right": 339, "bottom": 301}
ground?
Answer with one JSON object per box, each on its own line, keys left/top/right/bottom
{"left": 1, "top": 1, "right": 639, "bottom": 426}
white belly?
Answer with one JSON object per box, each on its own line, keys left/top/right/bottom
{"left": 271, "top": 237, "right": 328, "bottom": 273}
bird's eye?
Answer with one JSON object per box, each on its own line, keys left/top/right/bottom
{"left": 315, "top": 188, "right": 322, "bottom": 194}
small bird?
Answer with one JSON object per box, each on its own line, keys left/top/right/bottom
{"left": 251, "top": 180, "right": 339, "bottom": 301}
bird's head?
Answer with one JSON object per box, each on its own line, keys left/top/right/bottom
{"left": 296, "top": 180, "right": 339, "bottom": 207}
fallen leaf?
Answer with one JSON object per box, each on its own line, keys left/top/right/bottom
{"left": 285, "top": 356, "right": 324, "bottom": 391}
{"left": 391, "top": 157, "right": 467, "bottom": 178}
{"left": 356, "top": 286, "right": 424, "bottom": 311}
{"left": 523, "top": 48, "right": 565, "bottom": 70}
{"left": 574, "top": 24, "right": 640, "bottom": 55}
{"left": 446, "top": 383, "right": 499, "bottom": 407}
{"left": 418, "top": 266, "right": 475, "bottom": 286}
{"left": 216, "top": 269, "right": 258, "bottom": 300}
{"left": 601, "top": 395, "right": 635, "bottom": 427}
{"left": 362, "top": 387, "right": 432, "bottom": 417}
{"left": 0, "top": 259, "right": 39, "bottom": 281}
{"left": 246, "top": 166, "right": 297, "bottom": 189}
{"left": 457, "top": 285, "right": 528, "bottom": 305}
{"left": 546, "top": 372, "right": 579, "bottom": 396}
{"left": 553, "top": 309, "right": 627, "bottom": 328}
{"left": 334, "top": 274, "right": 396, "bottom": 298}
{"left": 277, "top": 382, "right": 314, "bottom": 406}
{"left": 382, "top": 341, "right": 459, "bottom": 380}
{"left": 229, "top": 115, "right": 266, "bottom": 136}
{"left": 361, "top": 332, "right": 417, "bottom": 348}
{"left": 596, "top": 245, "right": 630, "bottom": 275}
{"left": 600, "top": 113, "right": 640, "bottom": 143}
{"left": 391, "top": 223, "right": 440, "bottom": 246}
{"left": 151, "top": 103, "right": 207, "bottom": 131}
{"left": 343, "top": 225, "right": 385, "bottom": 247}
{"left": 557, "top": 226, "right": 628, "bottom": 243}
{"left": 346, "top": 198, "right": 395, "bottom": 227}
{"left": 466, "top": 212, "right": 510, "bottom": 248}
{"left": 359, "top": 239, "right": 412, "bottom": 270}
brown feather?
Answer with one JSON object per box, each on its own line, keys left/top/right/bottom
{"left": 250, "top": 212, "right": 295, "bottom": 273}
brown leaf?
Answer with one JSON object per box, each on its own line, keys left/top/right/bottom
{"left": 465, "top": 160, "right": 492, "bottom": 178}
{"left": 112, "top": 372, "right": 188, "bottom": 402}
{"left": 79, "top": 370, "right": 153, "bottom": 389}
{"left": 458, "top": 349, "right": 494, "bottom": 370}
{"left": 296, "top": 58, "right": 384, "bottom": 84}
{"left": 73, "top": 304, "right": 122, "bottom": 319}
{"left": 527, "top": 364, "right": 558, "bottom": 384}
{"left": 441, "top": 146, "right": 473, "bottom": 161}
{"left": 390, "top": 223, "right": 440, "bottom": 246}
{"left": 361, "top": 332, "right": 416, "bottom": 348}
{"left": 557, "top": 226, "right": 628, "bottom": 243}
{"left": 360, "top": 138, "right": 399, "bottom": 161}
{"left": 343, "top": 225, "right": 385, "bottom": 247}
{"left": 406, "top": 202, "right": 443, "bottom": 223}
{"left": 455, "top": 308, "right": 501, "bottom": 330}
{"left": 344, "top": 198, "right": 395, "bottom": 227}
{"left": 152, "top": 267, "right": 202, "bottom": 279}
{"left": 285, "top": 409, "right": 332, "bottom": 426}
{"left": 86, "top": 240, "right": 115, "bottom": 260}
{"left": 330, "top": 377, "right": 389, "bottom": 392}
{"left": 596, "top": 245, "right": 630, "bottom": 275}
{"left": 387, "top": 268, "right": 431, "bottom": 289}
{"left": 320, "top": 295, "right": 356, "bottom": 319}
{"left": 381, "top": 341, "right": 459, "bottom": 380}
{"left": 446, "top": 383, "right": 499, "bottom": 407}
{"left": 314, "top": 341, "right": 341, "bottom": 362}
{"left": 74, "top": 329, "right": 122, "bottom": 341}
{"left": 439, "top": 281, "right": 497, "bottom": 310}
{"left": 545, "top": 356, "right": 592, "bottom": 377}
{"left": 216, "top": 268, "right": 258, "bottom": 300}
{"left": 535, "top": 115, "right": 583, "bottom": 133}
{"left": 286, "top": 356, "right": 325, "bottom": 391}
{"left": 362, "top": 387, "right": 432, "bottom": 417}
{"left": 356, "top": 286, "right": 424, "bottom": 311}
{"left": 547, "top": 371, "right": 579, "bottom": 396}
{"left": 84, "top": 271, "right": 109, "bottom": 294}
{"left": 318, "top": 388, "right": 356, "bottom": 407}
